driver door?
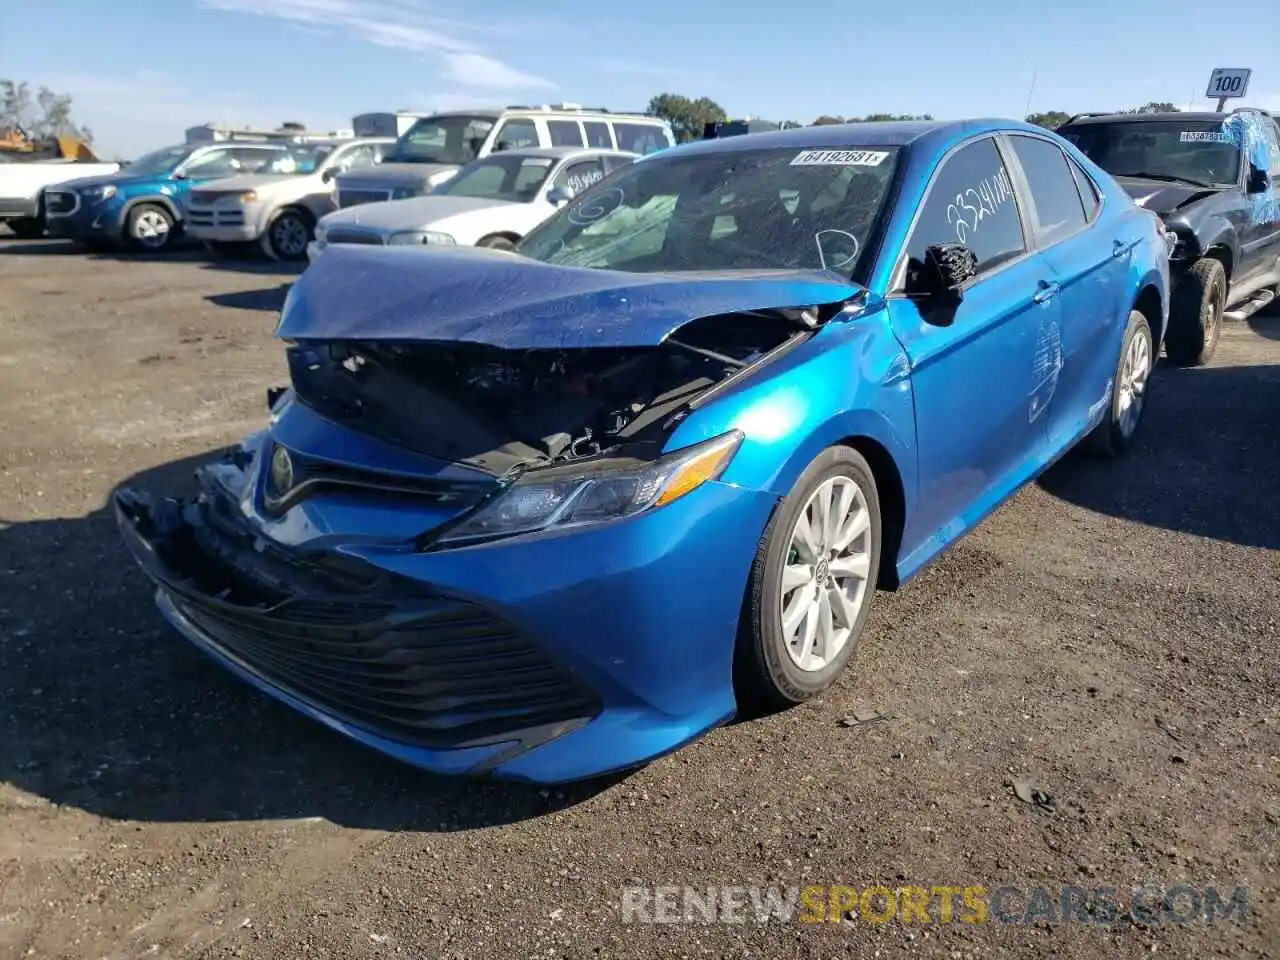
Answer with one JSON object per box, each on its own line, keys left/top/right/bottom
{"left": 885, "top": 135, "right": 1060, "bottom": 561}
{"left": 1237, "top": 116, "right": 1280, "bottom": 286}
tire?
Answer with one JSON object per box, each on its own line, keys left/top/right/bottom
{"left": 736, "top": 445, "right": 883, "bottom": 709}
{"left": 7, "top": 216, "right": 44, "bottom": 239}
{"left": 1082, "top": 310, "right": 1153, "bottom": 459}
{"left": 125, "top": 203, "right": 176, "bottom": 251}
{"left": 1164, "top": 257, "right": 1224, "bottom": 366}
{"left": 477, "top": 234, "right": 517, "bottom": 251}
{"left": 262, "top": 209, "right": 312, "bottom": 262}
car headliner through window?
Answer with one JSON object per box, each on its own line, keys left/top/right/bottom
{"left": 517, "top": 146, "right": 901, "bottom": 276}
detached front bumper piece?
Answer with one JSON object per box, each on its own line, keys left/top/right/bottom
{"left": 113, "top": 483, "right": 604, "bottom": 778}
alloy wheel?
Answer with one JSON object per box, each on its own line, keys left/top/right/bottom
{"left": 1117, "top": 325, "right": 1152, "bottom": 439}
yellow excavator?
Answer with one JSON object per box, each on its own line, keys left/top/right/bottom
{"left": 0, "top": 125, "right": 103, "bottom": 161}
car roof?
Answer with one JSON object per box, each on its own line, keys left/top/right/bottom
{"left": 428, "top": 107, "right": 665, "bottom": 123}
{"left": 663, "top": 119, "right": 1053, "bottom": 159}
{"left": 479, "top": 146, "right": 639, "bottom": 161}
{"left": 1061, "top": 109, "right": 1274, "bottom": 126}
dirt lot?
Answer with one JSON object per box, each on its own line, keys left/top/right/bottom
{"left": 0, "top": 232, "right": 1276, "bottom": 960}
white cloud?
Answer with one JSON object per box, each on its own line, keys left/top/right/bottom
{"left": 439, "top": 52, "right": 554, "bottom": 90}
{"left": 198, "top": 0, "right": 554, "bottom": 91}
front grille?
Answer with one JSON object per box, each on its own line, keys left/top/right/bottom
{"left": 166, "top": 585, "right": 600, "bottom": 750}
{"left": 325, "top": 229, "right": 385, "bottom": 246}
{"left": 45, "top": 191, "right": 77, "bottom": 215}
{"left": 187, "top": 208, "right": 245, "bottom": 227}
{"left": 338, "top": 188, "right": 391, "bottom": 208}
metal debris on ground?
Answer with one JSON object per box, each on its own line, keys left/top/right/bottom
{"left": 1011, "top": 778, "right": 1058, "bottom": 814}
{"left": 838, "top": 706, "right": 894, "bottom": 728}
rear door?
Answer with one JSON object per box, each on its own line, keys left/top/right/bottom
{"left": 886, "top": 135, "right": 1061, "bottom": 555}
{"left": 1003, "top": 133, "right": 1123, "bottom": 450}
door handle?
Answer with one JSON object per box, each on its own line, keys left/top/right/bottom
{"left": 1033, "top": 280, "right": 1060, "bottom": 304}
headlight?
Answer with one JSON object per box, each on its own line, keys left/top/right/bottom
{"left": 313, "top": 222, "right": 327, "bottom": 243}
{"left": 237, "top": 190, "right": 259, "bottom": 203}
{"left": 81, "top": 184, "right": 117, "bottom": 200}
{"left": 388, "top": 230, "right": 455, "bottom": 246}
{"left": 390, "top": 186, "right": 420, "bottom": 199}
{"left": 435, "top": 430, "right": 743, "bottom": 546}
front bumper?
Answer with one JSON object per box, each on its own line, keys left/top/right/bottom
{"left": 0, "top": 196, "right": 38, "bottom": 219}
{"left": 188, "top": 223, "right": 260, "bottom": 243}
{"left": 186, "top": 204, "right": 265, "bottom": 243}
{"left": 45, "top": 196, "right": 122, "bottom": 241}
{"left": 114, "top": 439, "right": 776, "bottom": 783}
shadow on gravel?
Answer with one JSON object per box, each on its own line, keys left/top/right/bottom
{"left": 1247, "top": 309, "right": 1280, "bottom": 341}
{"left": 1040, "top": 361, "right": 1280, "bottom": 550}
{"left": 205, "top": 283, "right": 293, "bottom": 312}
{"left": 0, "top": 450, "right": 626, "bottom": 829}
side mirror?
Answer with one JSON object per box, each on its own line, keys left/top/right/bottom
{"left": 320, "top": 168, "right": 335, "bottom": 184}
{"left": 172, "top": 171, "right": 189, "bottom": 181}
{"left": 1247, "top": 165, "right": 1270, "bottom": 194}
{"left": 922, "top": 242, "right": 977, "bottom": 302}
{"left": 546, "top": 184, "right": 575, "bottom": 206}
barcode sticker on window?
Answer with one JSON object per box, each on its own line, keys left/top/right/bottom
{"left": 790, "top": 149, "right": 890, "bottom": 166}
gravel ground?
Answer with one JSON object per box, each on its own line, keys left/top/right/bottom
{"left": 0, "top": 233, "right": 1276, "bottom": 960}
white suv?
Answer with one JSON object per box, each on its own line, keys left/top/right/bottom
{"left": 309, "top": 146, "right": 636, "bottom": 260}
{"left": 185, "top": 138, "right": 393, "bottom": 260}
{"left": 333, "top": 105, "right": 673, "bottom": 209}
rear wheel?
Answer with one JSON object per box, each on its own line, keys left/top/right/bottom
{"left": 736, "top": 446, "right": 882, "bottom": 709}
{"left": 262, "top": 209, "right": 312, "bottom": 261}
{"left": 125, "top": 203, "right": 176, "bottom": 251}
{"left": 1165, "top": 257, "right": 1224, "bottom": 366}
{"left": 477, "top": 234, "right": 517, "bottom": 251}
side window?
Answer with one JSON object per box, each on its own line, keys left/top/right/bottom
{"left": 613, "top": 123, "right": 665, "bottom": 155}
{"left": 1008, "top": 135, "right": 1088, "bottom": 245}
{"left": 554, "top": 159, "right": 606, "bottom": 195}
{"left": 493, "top": 118, "right": 538, "bottom": 151}
{"left": 182, "top": 148, "right": 242, "bottom": 178}
{"left": 1067, "top": 156, "right": 1101, "bottom": 222}
{"left": 602, "top": 154, "right": 633, "bottom": 174}
{"left": 903, "top": 137, "right": 1025, "bottom": 286}
{"left": 547, "top": 120, "right": 584, "bottom": 147}
{"left": 232, "top": 148, "right": 279, "bottom": 173}
{"left": 1261, "top": 120, "right": 1280, "bottom": 173}
{"left": 335, "top": 144, "right": 379, "bottom": 172}
{"left": 584, "top": 121, "right": 614, "bottom": 149}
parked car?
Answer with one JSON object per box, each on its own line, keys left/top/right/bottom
{"left": 332, "top": 105, "right": 674, "bottom": 209}
{"left": 0, "top": 149, "right": 120, "bottom": 238}
{"left": 115, "top": 119, "right": 1170, "bottom": 784}
{"left": 185, "top": 138, "right": 393, "bottom": 261}
{"left": 43, "top": 140, "right": 289, "bottom": 252}
{"left": 309, "top": 146, "right": 637, "bottom": 260}
{"left": 1058, "top": 107, "right": 1280, "bottom": 365}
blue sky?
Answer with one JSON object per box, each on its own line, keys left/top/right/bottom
{"left": 3, "top": 0, "right": 1278, "bottom": 158}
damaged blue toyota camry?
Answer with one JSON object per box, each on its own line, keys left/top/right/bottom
{"left": 116, "top": 120, "right": 1171, "bottom": 783}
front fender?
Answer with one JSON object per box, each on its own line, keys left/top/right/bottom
{"left": 1166, "top": 213, "right": 1239, "bottom": 269}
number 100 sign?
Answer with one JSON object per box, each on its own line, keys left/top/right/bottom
{"left": 1206, "top": 68, "right": 1251, "bottom": 99}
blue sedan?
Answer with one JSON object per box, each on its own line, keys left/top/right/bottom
{"left": 115, "top": 120, "right": 1170, "bottom": 783}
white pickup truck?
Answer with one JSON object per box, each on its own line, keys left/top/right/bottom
{"left": 0, "top": 153, "right": 122, "bottom": 237}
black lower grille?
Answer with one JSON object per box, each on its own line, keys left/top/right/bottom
{"left": 167, "top": 586, "right": 599, "bottom": 750}
{"left": 337, "top": 189, "right": 391, "bottom": 208}
{"left": 325, "top": 228, "right": 385, "bottom": 245}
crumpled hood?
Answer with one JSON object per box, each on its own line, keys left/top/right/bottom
{"left": 321, "top": 194, "right": 513, "bottom": 232}
{"left": 335, "top": 162, "right": 458, "bottom": 187}
{"left": 1117, "top": 177, "right": 1220, "bottom": 216}
{"left": 278, "top": 244, "right": 867, "bottom": 349}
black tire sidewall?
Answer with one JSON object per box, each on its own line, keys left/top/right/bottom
{"left": 741, "top": 446, "right": 882, "bottom": 705}
{"left": 1166, "top": 258, "right": 1224, "bottom": 365}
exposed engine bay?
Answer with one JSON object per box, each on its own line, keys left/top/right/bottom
{"left": 286, "top": 310, "right": 811, "bottom": 476}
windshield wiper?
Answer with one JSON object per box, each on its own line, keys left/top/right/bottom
{"left": 1115, "top": 171, "right": 1216, "bottom": 188}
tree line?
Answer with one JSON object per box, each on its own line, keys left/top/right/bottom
{"left": 1, "top": 80, "right": 93, "bottom": 143}
{"left": 648, "top": 94, "right": 1187, "bottom": 143}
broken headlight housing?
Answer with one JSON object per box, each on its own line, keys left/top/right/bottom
{"left": 435, "top": 430, "right": 743, "bottom": 546}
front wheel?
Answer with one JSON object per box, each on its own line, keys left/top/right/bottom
{"left": 1082, "top": 310, "right": 1153, "bottom": 459}
{"left": 736, "top": 446, "right": 882, "bottom": 709}
{"left": 262, "top": 210, "right": 312, "bottom": 261}
{"left": 125, "top": 203, "right": 176, "bottom": 251}
{"left": 1165, "top": 257, "right": 1224, "bottom": 366}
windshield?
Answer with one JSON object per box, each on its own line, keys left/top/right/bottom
{"left": 1061, "top": 121, "right": 1241, "bottom": 187}
{"left": 124, "top": 144, "right": 192, "bottom": 177}
{"left": 436, "top": 154, "right": 555, "bottom": 202}
{"left": 260, "top": 144, "right": 337, "bottom": 175}
{"left": 390, "top": 114, "right": 495, "bottom": 164}
{"left": 517, "top": 146, "right": 901, "bottom": 276}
